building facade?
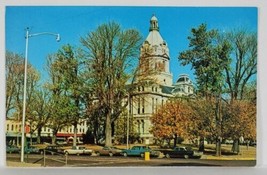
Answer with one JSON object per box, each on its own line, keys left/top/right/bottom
{"left": 130, "top": 15, "right": 194, "bottom": 143}
{"left": 5, "top": 118, "right": 88, "bottom": 145}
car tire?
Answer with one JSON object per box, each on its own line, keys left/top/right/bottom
{"left": 77, "top": 153, "right": 80, "bottom": 156}
{"left": 165, "top": 154, "right": 170, "bottom": 158}
{"left": 109, "top": 152, "right": 113, "bottom": 157}
{"left": 184, "top": 155, "right": 189, "bottom": 159}
{"left": 51, "top": 152, "right": 54, "bottom": 155}
{"left": 65, "top": 151, "right": 69, "bottom": 155}
{"left": 123, "top": 153, "right": 127, "bottom": 157}
{"left": 40, "top": 151, "right": 44, "bottom": 155}
{"left": 140, "top": 153, "right": 144, "bottom": 158}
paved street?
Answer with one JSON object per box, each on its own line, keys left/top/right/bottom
{"left": 6, "top": 153, "right": 256, "bottom": 167}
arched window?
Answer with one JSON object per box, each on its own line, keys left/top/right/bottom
{"left": 11, "top": 125, "right": 14, "bottom": 131}
{"left": 152, "top": 98, "right": 154, "bottom": 114}
{"left": 7, "top": 124, "right": 9, "bottom": 131}
{"left": 142, "top": 98, "right": 145, "bottom": 114}
{"left": 137, "top": 120, "right": 141, "bottom": 134}
{"left": 137, "top": 98, "right": 141, "bottom": 114}
{"left": 155, "top": 98, "right": 158, "bottom": 112}
{"left": 141, "top": 120, "right": 145, "bottom": 134}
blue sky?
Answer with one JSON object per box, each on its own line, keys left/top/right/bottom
{"left": 5, "top": 6, "right": 257, "bottom": 83}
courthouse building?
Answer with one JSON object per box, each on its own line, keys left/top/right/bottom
{"left": 129, "top": 15, "right": 194, "bottom": 143}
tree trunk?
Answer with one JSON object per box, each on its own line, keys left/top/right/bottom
{"left": 37, "top": 128, "right": 42, "bottom": 144}
{"left": 231, "top": 139, "right": 240, "bottom": 154}
{"left": 73, "top": 124, "right": 77, "bottom": 147}
{"left": 216, "top": 137, "right": 222, "bottom": 156}
{"left": 30, "top": 133, "right": 33, "bottom": 146}
{"left": 105, "top": 112, "right": 112, "bottom": 146}
{"left": 199, "top": 137, "right": 205, "bottom": 152}
{"left": 52, "top": 130, "right": 57, "bottom": 145}
{"left": 167, "top": 138, "right": 171, "bottom": 148}
{"left": 173, "top": 134, "right": 177, "bottom": 148}
{"left": 94, "top": 117, "right": 99, "bottom": 144}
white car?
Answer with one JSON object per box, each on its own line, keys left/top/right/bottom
{"left": 64, "top": 146, "right": 92, "bottom": 155}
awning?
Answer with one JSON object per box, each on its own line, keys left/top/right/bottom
{"left": 56, "top": 133, "right": 83, "bottom": 137}
{"left": 6, "top": 132, "right": 21, "bottom": 137}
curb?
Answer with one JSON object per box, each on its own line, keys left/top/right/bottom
{"left": 201, "top": 155, "right": 256, "bottom": 161}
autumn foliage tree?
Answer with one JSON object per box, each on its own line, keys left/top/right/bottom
{"left": 188, "top": 97, "right": 219, "bottom": 144}
{"left": 223, "top": 100, "right": 256, "bottom": 152}
{"left": 150, "top": 99, "right": 191, "bottom": 147}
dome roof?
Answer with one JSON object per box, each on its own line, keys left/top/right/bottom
{"left": 146, "top": 15, "right": 166, "bottom": 47}
{"left": 151, "top": 15, "right": 158, "bottom": 21}
{"left": 145, "top": 30, "right": 164, "bottom": 46}
{"left": 175, "top": 74, "right": 192, "bottom": 84}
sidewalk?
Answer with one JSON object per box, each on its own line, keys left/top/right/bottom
{"left": 201, "top": 144, "right": 256, "bottom": 160}
{"left": 6, "top": 161, "right": 41, "bottom": 167}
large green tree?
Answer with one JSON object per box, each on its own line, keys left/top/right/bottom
{"left": 178, "top": 23, "right": 231, "bottom": 156}
{"left": 46, "top": 50, "right": 77, "bottom": 145}
{"left": 55, "top": 45, "right": 85, "bottom": 146}
{"left": 81, "top": 22, "right": 142, "bottom": 146}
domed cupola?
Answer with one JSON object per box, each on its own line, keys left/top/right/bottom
{"left": 172, "top": 74, "right": 194, "bottom": 96}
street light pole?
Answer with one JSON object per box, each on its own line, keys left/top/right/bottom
{"left": 21, "top": 28, "right": 60, "bottom": 162}
{"left": 126, "top": 94, "right": 130, "bottom": 149}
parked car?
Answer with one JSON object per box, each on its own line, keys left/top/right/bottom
{"left": 6, "top": 145, "right": 20, "bottom": 154}
{"left": 161, "top": 146, "right": 203, "bottom": 159}
{"left": 56, "top": 140, "right": 68, "bottom": 146}
{"left": 225, "top": 139, "right": 234, "bottom": 145}
{"left": 64, "top": 146, "right": 92, "bottom": 155}
{"left": 39, "top": 145, "right": 64, "bottom": 155}
{"left": 95, "top": 146, "right": 122, "bottom": 157}
{"left": 121, "top": 146, "right": 160, "bottom": 157}
{"left": 249, "top": 141, "right": 256, "bottom": 147}
{"left": 25, "top": 146, "right": 40, "bottom": 154}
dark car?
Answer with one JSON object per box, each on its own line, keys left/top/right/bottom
{"left": 122, "top": 146, "right": 160, "bottom": 157}
{"left": 95, "top": 146, "right": 122, "bottom": 157}
{"left": 6, "top": 145, "right": 20, "bottom": 154}
{"left": 249, "top": 141, "right": 256, "bottom": 147}
{"left": 161, "top": 146, "right": 203, "bottom": 159}
{"left": 40, "top": 145, "right": 64, "bottom": 155}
